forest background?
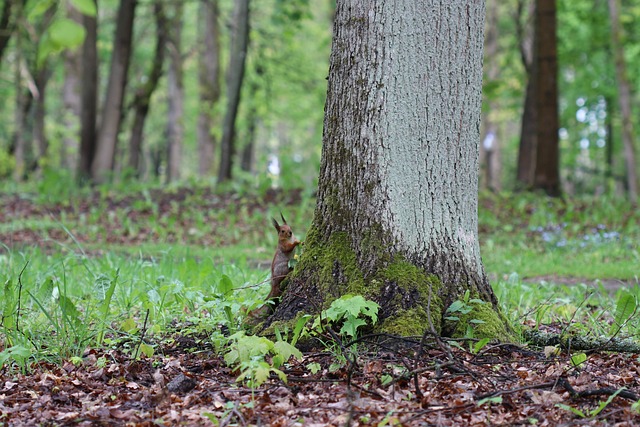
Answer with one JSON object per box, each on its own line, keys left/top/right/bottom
{"left": 0, "top": 0, "right": 637, "bottom": 198}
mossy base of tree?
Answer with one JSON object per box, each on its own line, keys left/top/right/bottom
{"left": 262, "top": 227, "right": 512, "bottom": 341}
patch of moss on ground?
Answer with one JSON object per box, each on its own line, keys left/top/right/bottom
{"left": 380, "top": 306, "right": 430, "bottom": 336}
{"left": 448, "top": 300, "right": 514, "bottom": 341}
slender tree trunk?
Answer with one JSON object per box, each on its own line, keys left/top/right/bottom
{"left": 481, "top": 0, "right": 501, "bottom": 191}
{"left": 61, "top": 3, "right": 82, "bottom": 170}
{"left": 532, "top": 0, "right": 560, "bottom": 196}
{"left": 128, "top": 1, "right": 166, "bottom": 176}
{"left": 33, "top": 65, "right": 52, "bottom": 172}
{"left": 165, "top": 2, "right": 184, "bottom": 183}
{"left": 267, "top": 0, "right": 508, "bottom": 339}
{"left": 608, "top": 0, "right": 638, "bottom": 205}
{"left": 77, "top": 0, "right": 98, "bottom": 184}
{"left": 0, "top": 0, "right": 26, "bottom": 65}
{"left": 515, "top": 0, "right": 536, "bottom": 188}
{"left": 91, "top": 0, "right": 136, "bottom": 184}
{"left": 217, "top": 0, "right": 250, "bottom": 183}
{"left": 197, "top": 0, "right": 221, "bottom": 176}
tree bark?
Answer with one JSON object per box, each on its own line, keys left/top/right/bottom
{"left": 77, "top": 1, "right": 98, "bottom": 184}
{"left": 91, "top": 0, "right": 136, "bottom": 184}
{"left": 481, "top": 0, "right": 501, "bottom": 192}
{"left": 61, "top": 3, "right": 82, "bottom": 170}
{"left": 217, "top": 0, "right": 250, "bottom": 183}
{"left": 33, "top": 64, "right": 52, "bottom": 172}
{"left": 197, "top": 0, "right": 221, "bottom": 176}
{"left": 165, "top": 1, "right": 184, "bottom": 183}
{"left": 267, "top": 0, "right": 508, "bottom": 339}
{"left": 0, "top": 0, "right": 25, "bottom": 66}
{"left": 532, "top": 0, "right": 561, "bottom": 196}
{"left": 515, "top": 0, "right": 536, "bottom": 188}
{"left": 607, "top": 0, "right": 638, "bottom": 205}
{"left": 128, "top": 1, "right": 166, "bottom": 176}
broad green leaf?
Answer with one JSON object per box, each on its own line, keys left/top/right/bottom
{"left": 446, "top": 300, "right": 465, "bottom": 314}
{"left": 27, "top": 0, "right": 55, "bottom": 22}
{"left": 121, "top": 318, "right": 137, "bottom": 333}
{"left": 570, "top": 352, "right": 587, "bottom": 368}
{"left": 218, "top": 275, "right": 233, "bottom": 295}
{"left": 273, "top": 340, "right": 303, "bottom": 361}
{"left": 69, "top": 0, "right": 97, "bottom": 16}
{"left": 609, "top": 292, "right": 636, "bottom": 336}
{"left": 139, "top": 343, "right": 154, "bottom": 358}
{"left": 340, "top": 316, "right": 366, "bottom": 337}
{"left": 472, "top": 338, "right": 491, "bottom": 354}
{"left": 49, "top": 19, "right": 86, "bottom": 49}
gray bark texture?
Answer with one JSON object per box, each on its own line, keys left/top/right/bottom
{"left": 165, "top": 2, "right": 184, "bottom": 183}
{"left": 265, "top": 0, "right": 506, "bottom": 338}
{"left": 128, "top": 1, "right": 166, "bottom": 176}
{"left": 61, "top": 3, "right": 82, "bottom": 170}
{"left": 91, "top": 0, "right": 136, "bottom": 184}
{"left": 197, "top": 0, "right": 221, "bottom": 176}
{"left": 608, "top": 0, "right": 639, "bottom": 205}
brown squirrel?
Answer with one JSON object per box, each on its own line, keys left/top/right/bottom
{"left": 246, "top": 213, "right": 301, "bottom": 321}
{"left": 267, "top": 213, "right": 301, "bottom": 300}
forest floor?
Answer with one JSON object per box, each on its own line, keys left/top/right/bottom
{"left": 1, "top": 189, "right": 640, "bottom": 426}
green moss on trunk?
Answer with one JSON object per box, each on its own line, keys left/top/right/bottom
{"left": 268, "top": 225, "right": 511, "bottom": 341}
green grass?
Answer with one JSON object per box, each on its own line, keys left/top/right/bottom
{"left": 1, "top": 187, "right": 639, "bottom": 370}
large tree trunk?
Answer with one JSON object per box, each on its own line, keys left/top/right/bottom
{"left": 197, "top": 0, "right": 221, "bottom": 176}
{"left": 608, "top": 0, "right": 638, "bottom": 205}
{"left": 267, "top": 0, "right": 508, "bottom": 339}
{"left": 128, "top": 1, "right": 166, "bottom": 176}
{"left": 532, "top": 0, "right": 560, "bottom": 196}
{"left": 91, "top": 0, "right": 136, "bottom": 184}
{"left": 217, "top": 0, "right": 250, "bottom": 183}
{"left": 77, "top": 1, "right": 98, "bottom": 184}
{"left": 165, "top": 2, "right": 184, "bottom": 183}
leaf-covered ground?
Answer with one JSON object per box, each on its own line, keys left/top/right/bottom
{"left": 2, "top": 333, "right": 640, "bottom": 426}
{"left": 2, "top": 189, "right": 640, "bottom": 425}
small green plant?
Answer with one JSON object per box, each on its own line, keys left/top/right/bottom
{"left": 224, "top": 331, "right": 302, "bottom": 388}
{"left": 556, "top": 388, "right": 625, "bottom": 418}
{"left": 445, "top": 290, "right": 487, "bottom": 338}
{"left": 312, "top": 294, "right": 380, "bottom": 339}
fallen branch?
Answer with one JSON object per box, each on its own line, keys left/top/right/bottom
{"left": 524, "top": 330, "right": 640, "bottom": 353}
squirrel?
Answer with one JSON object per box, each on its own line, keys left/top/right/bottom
{"left": 267, "top": 213, "right": 301, "bottom": 300}
{"left": 246, "top": 213, "right": 301, "bottom": 322}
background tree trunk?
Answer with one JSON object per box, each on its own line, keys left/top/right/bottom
{"left": 33, "top": 64, "right": 51, "bottom": 174}
{"left": 61, "top": 3, "right": 82, "bottom": 170}
{"left": 481, "top": 0, "right": 501, "bottom": 192}
{"left": 607, "top": 0, "right": 638, "bottom": 205}
{"left": 197, "top": 0, "right": 221, "bottom": 176}
{"left": 532, "top": 0, "right": 561, "bottom": 196}
{"left": 77, "top": 1, "right": 98, "bottom": 184}
{"left": 91, "top": 0, "right": 136, "bottom": 184}
{"left": 217, "top": 0, "right": 250, "bottom": 183}
{"left": 165, "top": 2, "right": 184, "bottom": 183}
{"left": 128, "top": 1, "right": 166, "bottom": 176}
{"left": 515, "top": 0, "right": 536, "bottom": 189}
{"left": 268, "top": 0, "right": 507, "bottom": 339}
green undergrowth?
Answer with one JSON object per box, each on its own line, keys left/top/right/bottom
{"left": 1, "top": 187, "right": 639, "bottom": 379}
{"left": 0, "top": 247, "right": 271, "bottom": 369}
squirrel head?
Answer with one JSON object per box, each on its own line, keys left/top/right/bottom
{"left": 272, "top": 214, "right": 293, "bottom": 241}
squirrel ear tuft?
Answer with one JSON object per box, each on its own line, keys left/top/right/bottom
{"left": 272, "top": 217, "right": 280, "bottom": 230}
{"left": 280, "top": 212, "right": 287, "bottom": 225}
